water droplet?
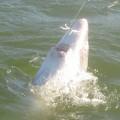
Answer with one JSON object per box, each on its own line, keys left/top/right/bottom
{"left": 7, "top": 69, "right": 11, "bottom": 74}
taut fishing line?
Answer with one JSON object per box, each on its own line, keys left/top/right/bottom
{"left": 61, "top": 0, "right": 89, "bottom": 30}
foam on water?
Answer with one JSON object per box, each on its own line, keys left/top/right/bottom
{"left": 29, "top": 71, "right": 106, "bottom": 110}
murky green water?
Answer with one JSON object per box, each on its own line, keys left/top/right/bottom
{"left": 0, "top": 0, "right": 120, "bottom": 120}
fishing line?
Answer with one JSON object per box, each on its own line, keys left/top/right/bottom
{"left": 71, "top": 0, "right": 89, "bottom": 25}
{"left": 61, "top": 0, "right": 89, "bottom": 30}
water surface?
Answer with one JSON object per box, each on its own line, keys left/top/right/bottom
{"left": 0, "top": 0, "right": 120, "bottom": 120}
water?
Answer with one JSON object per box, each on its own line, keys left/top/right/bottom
{"left": 0, "top": 0, "right": 120, "bottom": 120}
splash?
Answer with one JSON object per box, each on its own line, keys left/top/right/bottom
{"left": 108, "top": 1, "right": 118, "bottom": 9}
{"left": 29, "top": 71, "right": 106, "bottom": 109}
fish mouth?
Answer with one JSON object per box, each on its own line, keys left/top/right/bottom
{"left": 71, "top": 18, "right": 88, "bottom": 31}
{"left": 56, "top": 43, "right": 70, "bottom": 53}
{"left": 55, "top": 43, "right": 72, "bottom": 57}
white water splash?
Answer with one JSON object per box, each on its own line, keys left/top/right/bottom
{"left": 29, "top": 71, "right": 106, "bottom": 108}
{"left": 108, "top": 1, "right": 118, "bottom": 9}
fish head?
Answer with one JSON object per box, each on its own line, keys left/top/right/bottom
{"left": 32, "top": 19, "right": 89, "bottom": 86}
{"left": 55, "top": 18, "right": 89, "bottom": 71}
